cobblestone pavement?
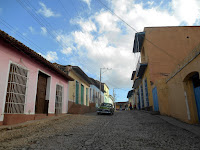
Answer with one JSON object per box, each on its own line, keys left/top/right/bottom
{"left": 1, "top": 111, "right": 200, "bottom": 150}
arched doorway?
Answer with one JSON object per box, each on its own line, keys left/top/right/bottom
{"left": 192, "top": 73, "right": 200, "bottom": 121}
{"left": 183, "top": 72, "right": 200, "bottom": 123}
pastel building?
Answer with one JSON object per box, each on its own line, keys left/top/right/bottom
{"left": 131, "top": 26, "right": 200, "bottom": 124}
{"left": 53, "top": 64, "right": 96, "bottom": 114}
{"left": 102, "top": 83, "right": 110, "bottom": 103}
{"left": 0, "top": 30, "right": 73, "bottom": 125}
{"left": 89, "top": 78, "right": 104, "bottom": 107}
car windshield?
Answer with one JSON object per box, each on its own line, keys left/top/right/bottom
{"left": 101, "top": 103, "right": 112, "bottom": 107}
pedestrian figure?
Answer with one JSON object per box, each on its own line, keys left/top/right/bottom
{"left": 129, "top": 102, "right": 132, "bottom": 110}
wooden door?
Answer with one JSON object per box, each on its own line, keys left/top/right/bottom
{"left": 138, "top": 90, "right": 140, "bottom": 109}
{"left": 86, "top": 88, "right": 88, "bottom": 106}
{"left": 192, "top": 74, "right": 200, "bottom": 121}
{"left": 152, "top": 87, "right": 159, "bottom": 111}
{"left": 81, "top": 84, "right": 84, "bottom": 105}
{"left": 76, "top": 81, "right": 79, "bottom": 104}
{"left": 35, "top": 72, "right": 48, "bottom": 114}
{"left": 144, "top": 79, "right": 149, "bottom": 107}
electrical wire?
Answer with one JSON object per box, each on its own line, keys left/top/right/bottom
{"left": 17, "top": 0, "right": 99, "bottom": 73}
{"left": 96, "top": 0, "right": 180, "bottom": 63}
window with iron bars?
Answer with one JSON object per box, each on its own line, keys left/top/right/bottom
{"left": 4, "top": 63, "right": 28, "bottom": 114}
{"left": 55, "top": 84, "right": 63, "bottom": 114}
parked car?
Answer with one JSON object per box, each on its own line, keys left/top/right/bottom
{"left": 97, "top": 103, "right": 114, "bottom": 115}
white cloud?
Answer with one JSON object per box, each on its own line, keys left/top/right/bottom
{"left": 39, "top": 51, "right": 58, "bottom": 62}
{"left": 79, "top": 20, "right": 97, "bottom": 32}
{"left": 147, "top": 1, "right": 154, "bottom": 6}
{"left": 171, "top": 0, "right": 200, "bottom": 25}
{"left": 61, "top": 47, "right": 72, "bottom": 55}
{"left": 28, "top": 26, "right": 34, "bottom": 33}
{"left": 55, "top": 0, "right": 200, "bottom": 89}
{"left": 37, "top": 2, "right": 60, "bottom": 18}
{"left": 56, "top": 32, "right": 77, "bottom": 56}
{"left": 95, "top": 11, "right": 120, "bottom": 33}
{"left": 81, "top": 0, "right": 91, "bottom": 8}
{"left": 41, "top": 27, "right": 47, "bottom": 35}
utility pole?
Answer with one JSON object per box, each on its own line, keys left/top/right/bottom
{"left": 113, "top": 88, "right": 117, "bottom": 110}
{"left": 99, "top": 68, "right": 112, "bottom": 107}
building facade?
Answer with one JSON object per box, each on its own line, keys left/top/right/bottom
{"left": 159, "top": 44, "right": 200, "bottom": 124}
{"left": 132, "top": 26, "right": 200, "bottom": 112}
{"left": 0, "top": 30, "right": 73, "bottom": 125}
{"left": 102, "top": 83, "right": 110, "bottom": 103}
{"left": 89, "top": 78, "right": 104, "bottom": 107}
{"left": 54, "top": 64, "right": 94, "bottom": 114}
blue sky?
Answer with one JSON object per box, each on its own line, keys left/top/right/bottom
{"left": 0, "top": 0, "right": 200, "bottom": 102}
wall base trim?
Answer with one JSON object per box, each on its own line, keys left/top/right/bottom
{"left": 2, "top": 114, "right": 56, "bottom": 125}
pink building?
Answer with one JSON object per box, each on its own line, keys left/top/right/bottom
{"left": 0, "top": 30, "right": 74, "bottom": 125}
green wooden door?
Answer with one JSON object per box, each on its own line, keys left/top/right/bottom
{"left": 76, "top": 81, "right": 79, "bottom": 104}
{"left": 81, "top": 84, "right": 84, "bottom": 105}
{"left": 86, "top": 88, "right": 88, "bottom": 106}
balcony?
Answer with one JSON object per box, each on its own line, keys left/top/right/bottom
{"left": 132, "top": 78, "right": 142, "bottom": 89}
{"left": 136, "top": 56, "right": 148, "bottom": 78}
{"left": 133, "top": 32, "right": 145, "bottom": 53}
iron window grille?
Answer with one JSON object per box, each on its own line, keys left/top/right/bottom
{"left": 4, "top": 63, "right": 28, "bottom": 114}
{"left": 55, "top": 84, "right": 63, "bottom": 114}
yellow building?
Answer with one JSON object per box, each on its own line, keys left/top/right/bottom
{"left": 102, "top": 83, "right": 109, "bottom": 103}
{"left": 132, "top": 26, "right": 200, "bottom": 112}
{"left": 131, "top": 26, "right": 200, "bottom": 124}
{"left": 157, "top": 44, "right": 200, "bottom": 124}
{"left": 54, "top": 64, "right": 92, "bottom": 113}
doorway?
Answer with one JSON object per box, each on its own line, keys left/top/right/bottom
{"left": 35, "top": 71, "right": 49, "bottom": 114}
{"left": 152, "top": 87, "right": 159, "bottom": 111}
{"left": 192, "top": 73, "right": 200, "bottom": 121}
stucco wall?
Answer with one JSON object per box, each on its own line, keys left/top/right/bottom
{"left": 154, "top": 79, "right": 169, "bottom": 115}
{"left": 68, "top": 71, "right": 90, "bottom": 106}
{"left": 0, "top": 40, "right": 69, "bottom": 122}
{"left": 90, "top": 85, "right": 104, "bottom": 107}
{"left": 166, "top": 53, "right": 200, "bottom": 124}
{"left": 143, "top": 27, "right": 200, "bottom": 83}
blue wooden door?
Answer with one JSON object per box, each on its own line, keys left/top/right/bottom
{"left": 76, "top": 81, "right": 79, "bottom": 104}
{"left": 81, "top": 85, "right": 84, "bottom": 105}
{"left": 144, "top": 79, "right": 149, "bottom": 107}
{"left": 194, "top": 86, "right": 200, "bottom": 121}
{"left": 138, "top": 90, "right": 140, "bottom": 109}
{"left": 140, "top": 85, "right": 144, "bottom": 108}
{"left": 152, "top": 87, "right": 159, "bottom": 111}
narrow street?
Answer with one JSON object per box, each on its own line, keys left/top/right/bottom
{"left": 0, "top": 111, "right": 200, "bottom": 150}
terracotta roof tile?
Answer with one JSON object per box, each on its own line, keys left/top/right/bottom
{"left": 0, "top": 30, "right": 74, "bottom": 81}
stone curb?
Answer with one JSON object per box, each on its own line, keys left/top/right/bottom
{"left": 139, "top": 110, "right": 200, "bottom": 137}
{"left": 0, "top": 114, "right": 69, "bottom": 132}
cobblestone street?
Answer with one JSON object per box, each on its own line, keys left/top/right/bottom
{"left": 1, "top": 111, "right": 200, "bottom": 150}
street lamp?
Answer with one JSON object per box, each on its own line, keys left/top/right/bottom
{"left": 99, "top": 68, "right": 112, "bottom": 106}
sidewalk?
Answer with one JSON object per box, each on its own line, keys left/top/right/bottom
{"left": 158, "top": 115, "right": 200, "bottom": 137}
{"left": 0, "top": 114, "right": 68, "bottom": 132}
{"left": 140, "top": 110, "right": 200, "bottom": 137}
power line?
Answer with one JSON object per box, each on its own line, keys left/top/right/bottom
{"left": 17, "top": 0, "right": 99, "bottom": 72}
{"left": 65, "top": 0, "right": 107, "bottom": 68}
{"left": 95, "top": 0, "right": 180, "bottom": 63}
{"left": 96, "top": 0, "right": 137, "bottom": 32}
{"left": 58, "top": 0, "right": 108, "bottom": 76}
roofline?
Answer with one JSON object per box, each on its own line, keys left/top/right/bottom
{"left": 0, "top": 30, "right": 74, "bottom": 81}
{"left": 144, "top": 26, "right": 200, "bottom": 29}
{"left": 71, "top": 66, "right": 92, "bottom": 85}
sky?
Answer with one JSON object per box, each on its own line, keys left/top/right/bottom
{"left": 0, "top": 0, "right": 200, "bottom": 102}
